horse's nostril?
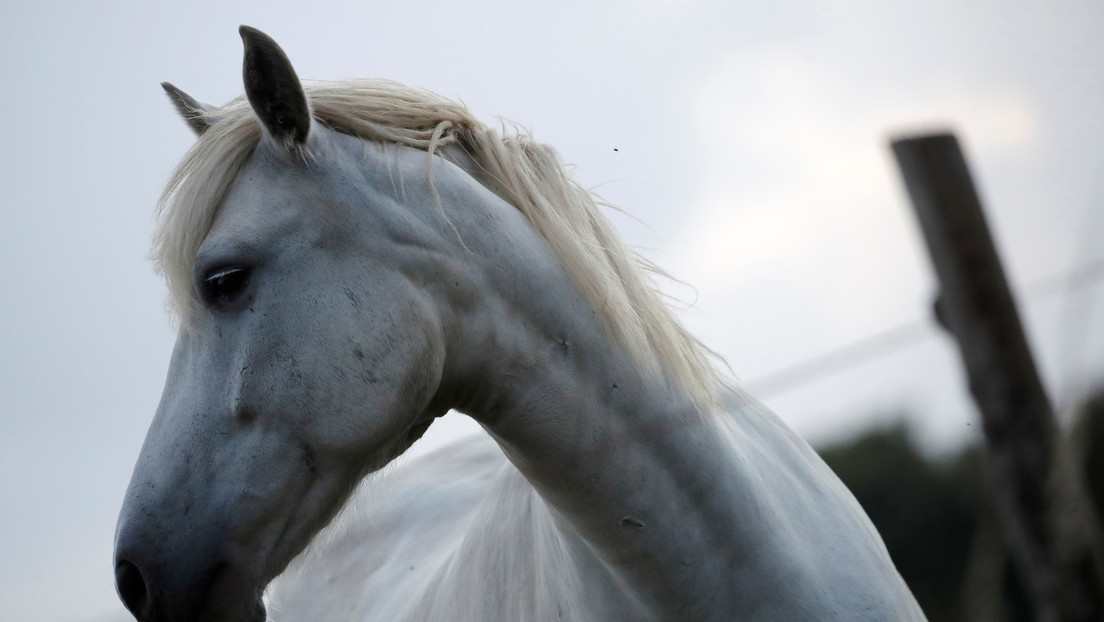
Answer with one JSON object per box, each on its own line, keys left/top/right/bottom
{"left": 115, "top": 559, "right": 149, "bottom": 617}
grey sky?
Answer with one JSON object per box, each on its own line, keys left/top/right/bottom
{"left": 1, "top": 1, "right": 1101, "bottom": 620}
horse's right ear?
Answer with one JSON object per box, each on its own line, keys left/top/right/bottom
{"left": 161, "top": 82, "right": 215, "bottom": 136}
{"left": 239, "top": 25, "right": 311, "bottom": 149}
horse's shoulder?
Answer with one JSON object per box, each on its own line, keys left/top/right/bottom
{"left": 713, "top": 393, "right": 926, "bottom": 619}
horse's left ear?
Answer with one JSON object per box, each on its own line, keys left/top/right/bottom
{"left": 161, "top": 82, "right": 216, "bottom": 136}
{"left": 240, "top": 25, "right": 311, "bottom": 148}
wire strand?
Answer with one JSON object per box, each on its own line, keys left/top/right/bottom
{"left": 744, "top": 258, "right": 1104, "bottom": 398}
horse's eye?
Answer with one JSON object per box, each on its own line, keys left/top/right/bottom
{"left": 199, "top": 267, "right": 252, "bottom": 309}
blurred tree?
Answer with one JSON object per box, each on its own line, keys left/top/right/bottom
{"left": 1076, "top": 392, "right": 1104, "bottom": 523}
{"left": 818, "top": 424, "right": 984, "bottom": 621}
{"left": 817, "top": 390, "right": 1104, "bottom": 622}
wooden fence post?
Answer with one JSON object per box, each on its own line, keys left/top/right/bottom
{"left": 891, "top": 132, "right": 1103, "bottom": 621}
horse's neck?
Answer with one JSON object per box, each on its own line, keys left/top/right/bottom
{"left": 408, "top": 151, "right": 921, "bottom": 620}
{"left": 468, "top": 367, "right": 744, "bottom": 619}
{"left": 427, "top": 178, "right": 750, "bottom": 619}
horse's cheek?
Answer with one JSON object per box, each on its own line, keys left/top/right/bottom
{"left": 325, "top": 302, "right": 444, "bottom": 457}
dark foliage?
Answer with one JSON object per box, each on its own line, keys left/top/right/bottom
{"left": 818, "top": 425, "right": 988, "bottom": 621}
{"left": 816, "top": 390, "right": 1104, "bottom": 621}
{"left": 1078, "top": 393, "right": 1104, "bottom": 523}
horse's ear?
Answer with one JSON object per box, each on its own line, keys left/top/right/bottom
{"left": 161, "top": 82, "right": 215, "bottom": 136}
{"left": 239, "top": 26, "right": 311, "bottom": 148}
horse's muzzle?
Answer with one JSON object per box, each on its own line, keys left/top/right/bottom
{"left": 114, "top": 549, "right": 266, "bottom": 622}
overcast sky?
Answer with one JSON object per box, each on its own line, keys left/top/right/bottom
{"left": 2, "top": 1, "right": 1102, "bottom": 620}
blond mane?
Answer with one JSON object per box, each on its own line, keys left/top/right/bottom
{"left": 154, "top": 79, "right": 722, "bottom": 409}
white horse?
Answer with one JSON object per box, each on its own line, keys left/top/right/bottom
{"left": 114, "top": 26, "right": 925, "bottom": 622}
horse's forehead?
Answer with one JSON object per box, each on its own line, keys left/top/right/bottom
{"left": 211, "top": 144, "right": 344, "bottom": 242}
{"left": 208, "top": 172, "right": 304, "bottom": 249}
{"left": 203, "top": 137, "right": 442, "bottom": 264}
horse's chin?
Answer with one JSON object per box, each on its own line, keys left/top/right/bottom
{"left": 207, "top": 595, "right": 266, "bottom": 622}
{"left": 200, "top": 579, "right": 267, "bottom": 622}
{"left": 232, "top": 578, "right": 269, "bottom": 622}
{"left": 246, "top": 597, "right": 267, "bottom": 622}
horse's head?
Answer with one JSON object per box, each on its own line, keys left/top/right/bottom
{"left": 114, "top": 28, "right": 460, "bottom": 621}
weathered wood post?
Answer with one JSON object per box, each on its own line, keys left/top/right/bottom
{"left": 891, "top": 132, "right": 1103, "bottom": 621}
